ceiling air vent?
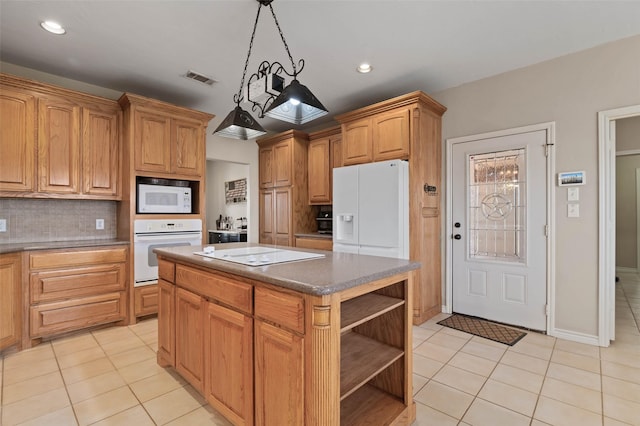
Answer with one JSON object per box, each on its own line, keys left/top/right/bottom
{"left": 183, "top": 70, "right": 217, "bottom": 86}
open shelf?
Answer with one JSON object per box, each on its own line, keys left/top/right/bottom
{"left": 340, "top": 384, "right": 406, "bottom": 425}
{"left": 340, "top": 293, "right": 404, "bottom": 333}
{"left": 340, "top": 331, "right": 404, "bottom": 400}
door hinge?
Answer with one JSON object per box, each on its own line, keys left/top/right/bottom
{"left": 545, "top": 304, "right": 550, "bottom": 316}
{"left": 544, "top": 144, "right": 550, "bottom": 157}
{"left": 544, "top": 225, "right": 549, "bottom": 237}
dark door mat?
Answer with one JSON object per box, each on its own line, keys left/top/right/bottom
{"left": 437, "top": 314, "right": 527, "bottom": 346}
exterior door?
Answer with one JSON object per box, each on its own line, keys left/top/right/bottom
{"left": 452, "top": 130, "right": 547, "bottom": 330}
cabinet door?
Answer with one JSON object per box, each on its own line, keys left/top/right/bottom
{"left": 342, "top": 119, "right": 372, "bottom": 166}
{"left": 134, "top": 284, "right": 159, "bottom": 317}
{"left": 273, "top": 141, "right": 292, "bottom": 187}
{"left": 38, "top": 97, "right": 81, "bottom": 194}
{"left": 134, "top": 109, "right": 172, "bottom": 174}
{"left": 82, "top": 106, "right": 120, "bottom": 197}
{"left": 158, "top": 279, "right": 175, "bottom": 366}
{"left": 308, "top": 138, "right": 331, "bottom": 204}
{"left": 205, "top": 302, "right": 253, "bottom": 426}
{"left": 173, "top": 118, "right": 203, "bottom": 176}
{"left": 254, "top": 320, "right": 303, "bottom": 426}
{"left": 372, "top": 108, "right": 410, "bottom": 161}
{"left": 274, "top": 187, "right": 292, "bottom": 246}
{"left": 0, "top": 88, "right": 35, "bottom": 192}
{"left": 175, "top": 287, "right": 204, "bottom": 392}
{"left": 331, "top": 135, "right": 343, "bottom": 170}
{"left": 0, "top": 253, "right": 21, "bottom": 351}
{"left": 259, "top": 147, "right": 274, "bottom": 189}
{"left": 259, "top": 189, "right": 274, "bottom": 244}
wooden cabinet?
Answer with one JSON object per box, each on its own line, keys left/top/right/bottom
{"left": 0, "top": 74, "right": 122, "bottom": 200}
{"left": 119, "top": 94, "right": 212, "bottom": 179}
{"left": 175, "top": 287, "right": 205, "bottom": 392}
{"left": 254, "top": 320, "right": 304, "bottom": 426}
{"left": 308, "top": 126, "right": 342, "bottom": 205}
{"left": 336, "top": 92, "right": 446, "bottom": 324}
{"left": 27, "top": 246, "right": 128, "bottom": 343}
{"left": 0, "top": 253, "right": 22, "bottom": 352}
{"left": 0, "top": 88, "right": 36, "bottom": 193}
{"left": 341, "top": 107, "right": 410, "bottom": 166}
{"left": 295, "top": 236, "right": 332, "bottom": 251}
{"left": 157, "top": 278, "right": 175, "bottom": 367}
{"left": 134, "top": 285, "right": 159, "bottom": 317}
{"left": 205, "top": 302, "right": 253, "bottom": 426}
{"left": 257, "top": 130, "right": 315, "bottom": 246}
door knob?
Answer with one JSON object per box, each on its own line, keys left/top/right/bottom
{"left": 453, "top": 234, "right": 462, "bottom": 240}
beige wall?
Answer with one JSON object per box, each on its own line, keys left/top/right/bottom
{"left": 616, "top": 116, "right": 640, "bottom": 152}
{"left": 433, "top": 34, "right": 640, "bottom": 336}
{"left": 616, "top": 155, "right": 640, "bottom": 269}
{"left": 205, "top": 160, "right": 249, "bottom": 235}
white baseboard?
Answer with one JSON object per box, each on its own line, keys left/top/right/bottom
{"left": 442, "top": 305, "right": 452, "bottom": 314}
{"left": 549, "top": 328, "right": 601, "bottom": 346}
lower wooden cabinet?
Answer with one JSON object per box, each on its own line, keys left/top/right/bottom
{"left": 294, "top": 236, "right": 332, "bottom": 251}
{"left": 28, "top": 246, "right": 128, "bottom": 343}
{"left": 134, "top": 284, "right": 159, "bottom": 317}
{"left": 157, "top": 279, "right": 175, "bottom": 366}
{"left": 205, "top": 302, "right": 253, "bottom": 426}
{"left": 0, "top": 253, "right": 22, "bottom": 352}
{"left": 254, "top": 320, "right": 304, "bottom": 426}
{"left": 175, "top": 287, "right": 204, "bottom": 392}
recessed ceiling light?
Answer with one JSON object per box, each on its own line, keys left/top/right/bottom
{"left": 40, "top": 20, "right": 66, "bottom": 35}
{"left": 357, "top": 63, "right": 372, "bottom": 73}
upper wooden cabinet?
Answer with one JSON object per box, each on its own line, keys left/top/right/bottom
{"left": 0, "top": 88, "right": 36, "bottom": 192}
{"left": 308, "top": 126, "right": 342, "bottom": 205}
{"left": 0, "top": 74, "right": 122, "bottom": 199}
{"left": 119, "top": 93, "right": 213, "bottom": 179}
{"left": 339, "top": 106, "right": 410, "bottom": 166}
{"left": 257, "top": 130, "right": 315, "bottom": 246}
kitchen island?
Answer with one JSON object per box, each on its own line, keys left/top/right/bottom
{"left": 154, "top": 244, "right": 418, "bottom": 426}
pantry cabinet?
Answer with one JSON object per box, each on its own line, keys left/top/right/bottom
{"left": 0, "top": 74, "right": 122, "bottom": 199}
{"left": 257, "top": 130, "right": 315, "bottom": 246}
{"left": 308, "top": 126, "right": 342, "bottom": 205}
{"left": 0, "top": 253, "right": 22, "bottom": 352}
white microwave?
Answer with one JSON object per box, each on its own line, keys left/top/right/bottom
{"left": 137, "top": 183, "right": 192, "bottom": 214}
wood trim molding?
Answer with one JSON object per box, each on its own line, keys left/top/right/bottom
{"left": 334, "top": 91, "right": 446, "bottom": 123}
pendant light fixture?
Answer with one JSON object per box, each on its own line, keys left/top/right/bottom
{"left": 213, "top": 0, "right": 327, "bottom": 140}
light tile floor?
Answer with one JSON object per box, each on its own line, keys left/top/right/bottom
{"left": 1, "top": 273, "right": 639, "bottom": 425}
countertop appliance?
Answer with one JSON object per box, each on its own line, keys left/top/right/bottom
{"left": 137, "top": 178, "right": 192, "bottom": 214}
{"left": 133, "top": 218, "right": 202, "bottom": 286}
{"left": 194, "top": 246, "right": 324, "bottom": 266}
{"left": 333, "top": 160, "right": 408, "bottom": 259}
{"left": 316, "top": 210, "right": 332, "bottom": 234}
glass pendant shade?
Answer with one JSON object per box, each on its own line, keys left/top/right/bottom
{"left": 264, "top": 79, "right": 328, "bottom": 125}
{"left": 213, "top": 105, "right": 267, "bottom": 140}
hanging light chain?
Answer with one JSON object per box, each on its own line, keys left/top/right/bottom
{"left": 234, "top": 3, "right": 263, "bottom": 105}
{"left": 268, "top": 3, "right": 301, "bottom": 77}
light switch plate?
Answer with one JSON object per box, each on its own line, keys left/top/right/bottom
{"left": 0, "top": 219, "right": 6, "bottom": 232}
{"left": 568, "top": 187, "right": 579, "bottom": 201}
{"left": 96, "top": 219, "right": 105, "bottom": 230}
{"left": 568, "top": 204, "right": 580, "bottom": 218}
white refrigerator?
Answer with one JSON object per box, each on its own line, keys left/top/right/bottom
{"left": 333, "top": 159, "right": 409, "bottom": 259}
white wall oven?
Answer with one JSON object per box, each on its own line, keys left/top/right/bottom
{"left": 133, "top": 219, "right": 202, "bottom": 287}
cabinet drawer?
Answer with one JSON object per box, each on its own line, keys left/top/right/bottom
{"left": 255, "top": 287, "right": 304, "bottom": 334}
{"left": 30, "top": 263, "right": 126, "bottom": 303}
{"left": 295, "top": 237, "right": 332, "bottom": 251}
{"left": 30, "top": 247, "right": 127, "bottom": 270}
{"left": 30, "top": 292, "right": 126, "bottom": 337}
{"left": 158, "top": 259, "right": 175, "bottom": 282}
{"left": 135, "top": 285, "right": 159, "bottom": 317}
{"left": 176, "top": 265, "right": 252, "bottom": 314}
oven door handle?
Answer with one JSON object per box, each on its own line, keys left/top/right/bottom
{"left": 134, "top": 233, "right": 202, "bottom": 242}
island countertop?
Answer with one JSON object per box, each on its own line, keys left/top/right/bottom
{"left": 154, "top": 243, "right": 420, "bottom": 296}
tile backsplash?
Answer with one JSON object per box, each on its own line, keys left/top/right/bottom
{"left": 0, "top": 198, "right": 117, "bottom": 243}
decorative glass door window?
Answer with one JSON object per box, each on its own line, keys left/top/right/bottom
{"left": 468, "top": 149, "right": 526, "bottom": 262}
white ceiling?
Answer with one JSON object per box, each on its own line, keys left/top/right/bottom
{"left": 2, "top": 0, "right": 640, "bottom": 134}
